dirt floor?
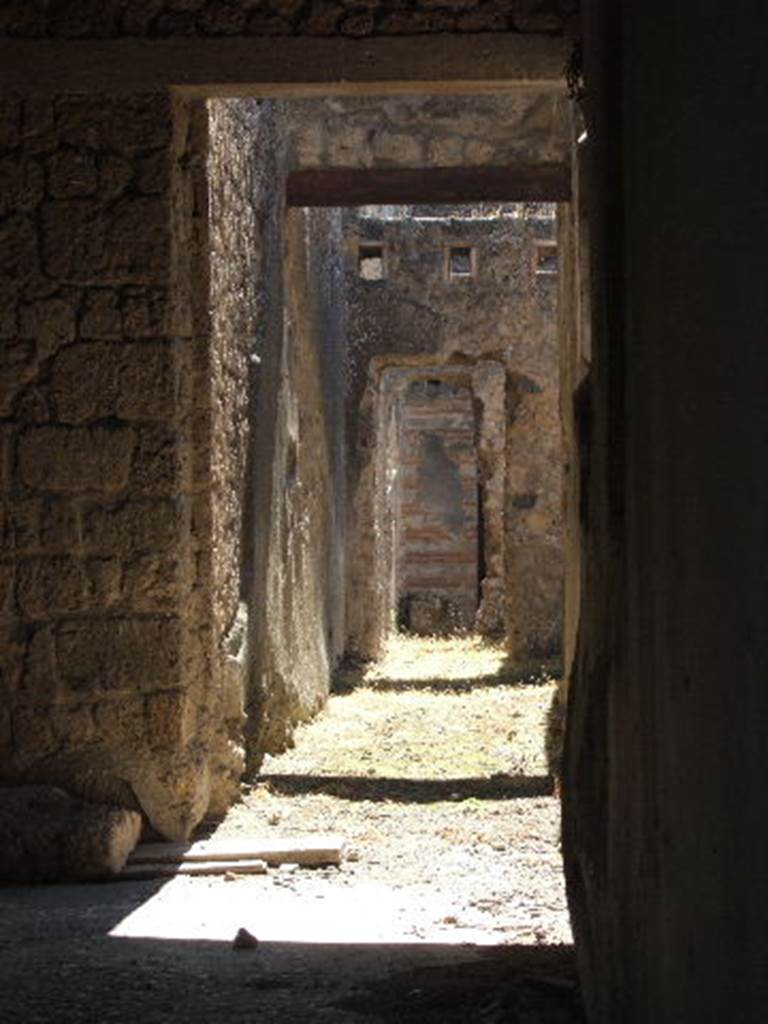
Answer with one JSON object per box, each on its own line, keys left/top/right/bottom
{"left": 0, "top": 636, "right": 581, "bottom": 1024}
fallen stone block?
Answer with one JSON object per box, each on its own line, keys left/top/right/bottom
{"left": 0, "top": 785, "right": 141, "bottom": 883}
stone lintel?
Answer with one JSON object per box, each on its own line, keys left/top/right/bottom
{"left": 0, "top": 34, "right": 568, "bottom": 95}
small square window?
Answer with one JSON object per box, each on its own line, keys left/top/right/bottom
{"left": 447, "top": 246, "right": 474, "bottom": 280}
{"left": 534, "top": 240, "right": 558, "bottom": 276}
{"left": 358, "top": 244, "right": 385, "bottom": 281}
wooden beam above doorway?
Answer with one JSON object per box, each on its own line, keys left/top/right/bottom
{"left": 0, "top": 34, "right": 568, "bottom": 95}
{"left": 286, "top": 164, "right": 571, "bottom": 207}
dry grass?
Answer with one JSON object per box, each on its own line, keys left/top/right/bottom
{"left": 364, "top": 632, "right": 513, "bottom": 685}
{"left": 217, "top": 635, "right": 571, "bottom": 949}
{"left": 263, "top": 634, "right": 557, "bottom": 781}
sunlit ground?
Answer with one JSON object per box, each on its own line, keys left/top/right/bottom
{"left": 112, "top": 636, "right": 570, "bottom": 949}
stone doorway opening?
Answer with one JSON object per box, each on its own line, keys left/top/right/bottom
{"left": 195, "top": 88, "right": 575, "bottom": 833}
{"left": 191, "top": 116, "right": 574, "bottom": 975}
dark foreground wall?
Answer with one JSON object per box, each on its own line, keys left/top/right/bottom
{"left": 564, "top": 4, "right": 768, "bottom": 1021}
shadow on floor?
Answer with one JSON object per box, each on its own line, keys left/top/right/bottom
{"left": 258, "top": 772, "right": 554, "bottom": 802}
{"left": 332, "top": 657, "right": 562, "bottom": 695}
{"left": 0, "top": 878, "right": 582, "bottom": 1023}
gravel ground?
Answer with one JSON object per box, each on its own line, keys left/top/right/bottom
{"left": 218, "top": 635, "right": 573, "bottom": 949}
{"left": 0, "top": 637, "right": 581, "bottom": 1024}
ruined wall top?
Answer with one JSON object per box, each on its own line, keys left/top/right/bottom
{"left": 0, "top": 2, "right": 576, "bottom": 40}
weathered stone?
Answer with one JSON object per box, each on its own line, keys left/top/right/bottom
{"left": 0, "top": 498, "right": 40, "bottom": 554}
{"left": 124, "top": 554, "right": 180, "bottom": 612}
{"left": 0, "top": 273, "right": 18, "bottom": 337}
{"left": 112, "top": 94, "right": 172, "bottom": 151}
{"left": 108, "top": 198, "right": 169, "bottom": 283}
{"left": 427, "top": 135, "right": 464, "bottom": 165}
{"left": 21, "top": 97, "right": 57, "bottom": 156}
{"left": 18, "top": 425, "right": 135, "bottom": 493}
{"left": 303, "top": 2, "right": 344, "bottom": 35}
{"left": 132, "top": 749, "right": 211, "bottom": 840}
{"left": 47, "top": 149, "right": 100, "bottom": 199}
{"left": 0, "top": 353, "right": 37, "bottom": 417}
{"left": 17, "top": 556, "right": 90, "bottom": 619}
{"left": 0, "top": 560, "right": 14, "bottom": 618}
{"left": 19, "top": 295, "right": 77, "bottom": 358}
{"left": 40, "top": 500, "right": 81, "bottom": 552}
{"left": 0, "top": 155, "right": 45, "bottom": 215}
{"left": 49, "top": 342, "right": 120, "bottom": 423}
{"left": 378, "top": 10, "right": 455, "bottom": 32}
{"left": 340, "top": 11, "right": 374, "bottom": 36}
{"left": 0, "top": 786, "right": 141, "bottom": 882}
{"left": 0, "top": 624, "right": 25, "bottom": 697}
{"left": 117, "top": 342, "right": 176, "bottom": 421}
{"left": 0, "top": 214, "right": 40, "bottom": 283}
{"left": 54, "top": 617, "right": 181, "bottom": 695}
{"left": 14, "top": 386, "right": 51, "bottom": 423}
{"left": 0, "top": 426, "right": 12, "bottom": 493}
{"left": 11, "top": 704, "right": 55, "bottom": 753}
{"left": 82, "top": 498, "right": 181, "bottom": 556}
{"left": 99, "top": 152, "right": 134, "bottom": 200}
{"left": 135, "top": 148, "right": 169, "bottom": 195}
{"left": 80, "top": 289, "right": 123, "bottom": 339}
{"left": 22, "top": 626, "right": 58, "bottom": 701}
{"left": 0, "top": 94, "right": 21, "bottom": 151}
{"left": 457, "top": 4, "right": 510, "bottom": 31}
{"left": 513, "top": 0, "right": 564, "bottom": 32}
{"left": 130, "top": 424, "right": 185, "bottom": 495}
{"left": 245, "top": 13, "right": 291, "bottom": 35}
{"left": 48, "top": 0, "right": 122, "bottom": 38}
{"left": 121, "top": 0, "right": 165, "bottom": 35}
{"left": 55, "top": 96, "right": 113, "bottom": 150}
{"left": 41, "top": 199, "right": 108, "bottom": 281}
{"left": 464, "top": 139, "right": 496, "bottom": 164}
{"left": 121, "top": 286, "right": 168, "bottom": 337}
{"left": 50, "top": 703, "right": 97, "bottom": 748}
{"left": 197, "top": 1, "right": 248, "bottom": 35}
{"left": 145, "top": 688, "right": 194, "bottom": 748}
{"left": 372, "top": 132, "right": 424, "bottom": 165}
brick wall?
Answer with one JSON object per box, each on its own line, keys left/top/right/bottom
{"left": 398, "top": 377, "right": 479, "bottom": 629}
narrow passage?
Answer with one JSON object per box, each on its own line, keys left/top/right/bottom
{"left": 219, "top": 635, "right": 572, "bottom": 948}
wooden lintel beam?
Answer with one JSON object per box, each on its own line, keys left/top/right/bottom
{"left": 286, "top": 164, "right": 571, "bottom": 208}
{"left": 0, "top": 34, "right": 568, "bottom": 95}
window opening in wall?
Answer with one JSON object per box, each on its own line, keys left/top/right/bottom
{"left": 534, "top": 239, "right": 558, "bottom": 275}
{"left": 358, "top": 243, "right": 385, "bottom": 280}
{"left": 447, "top": 244, "right": 475, "bottom": 279}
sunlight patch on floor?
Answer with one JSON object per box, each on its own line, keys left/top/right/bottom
{"left": 363, "top": 634, "right": 512, "bottom": 684}
{"left": 108, "top": 875, "right": 530, "bottom": 946}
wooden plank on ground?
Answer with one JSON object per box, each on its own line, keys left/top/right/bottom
{"left": 120, "top": 857, "right": 268, "bottom": 880}
{"left": 129, "top": 835, "right": 345, "bottom": 867}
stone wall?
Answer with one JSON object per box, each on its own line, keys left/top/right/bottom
{"left": 289, "top": 91, "right": 571, "bottom": 171}
{"left": 246, "top": 204, "right": 346, "bottom": 764}
{"left": 344, "top": 206, "right": 562, "bottom": 663}
{"left": 0, "top": 2, "right": 576, "bottom": 39}
{"left": 0, "top": 90, "right": 215, "bottom": 838}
